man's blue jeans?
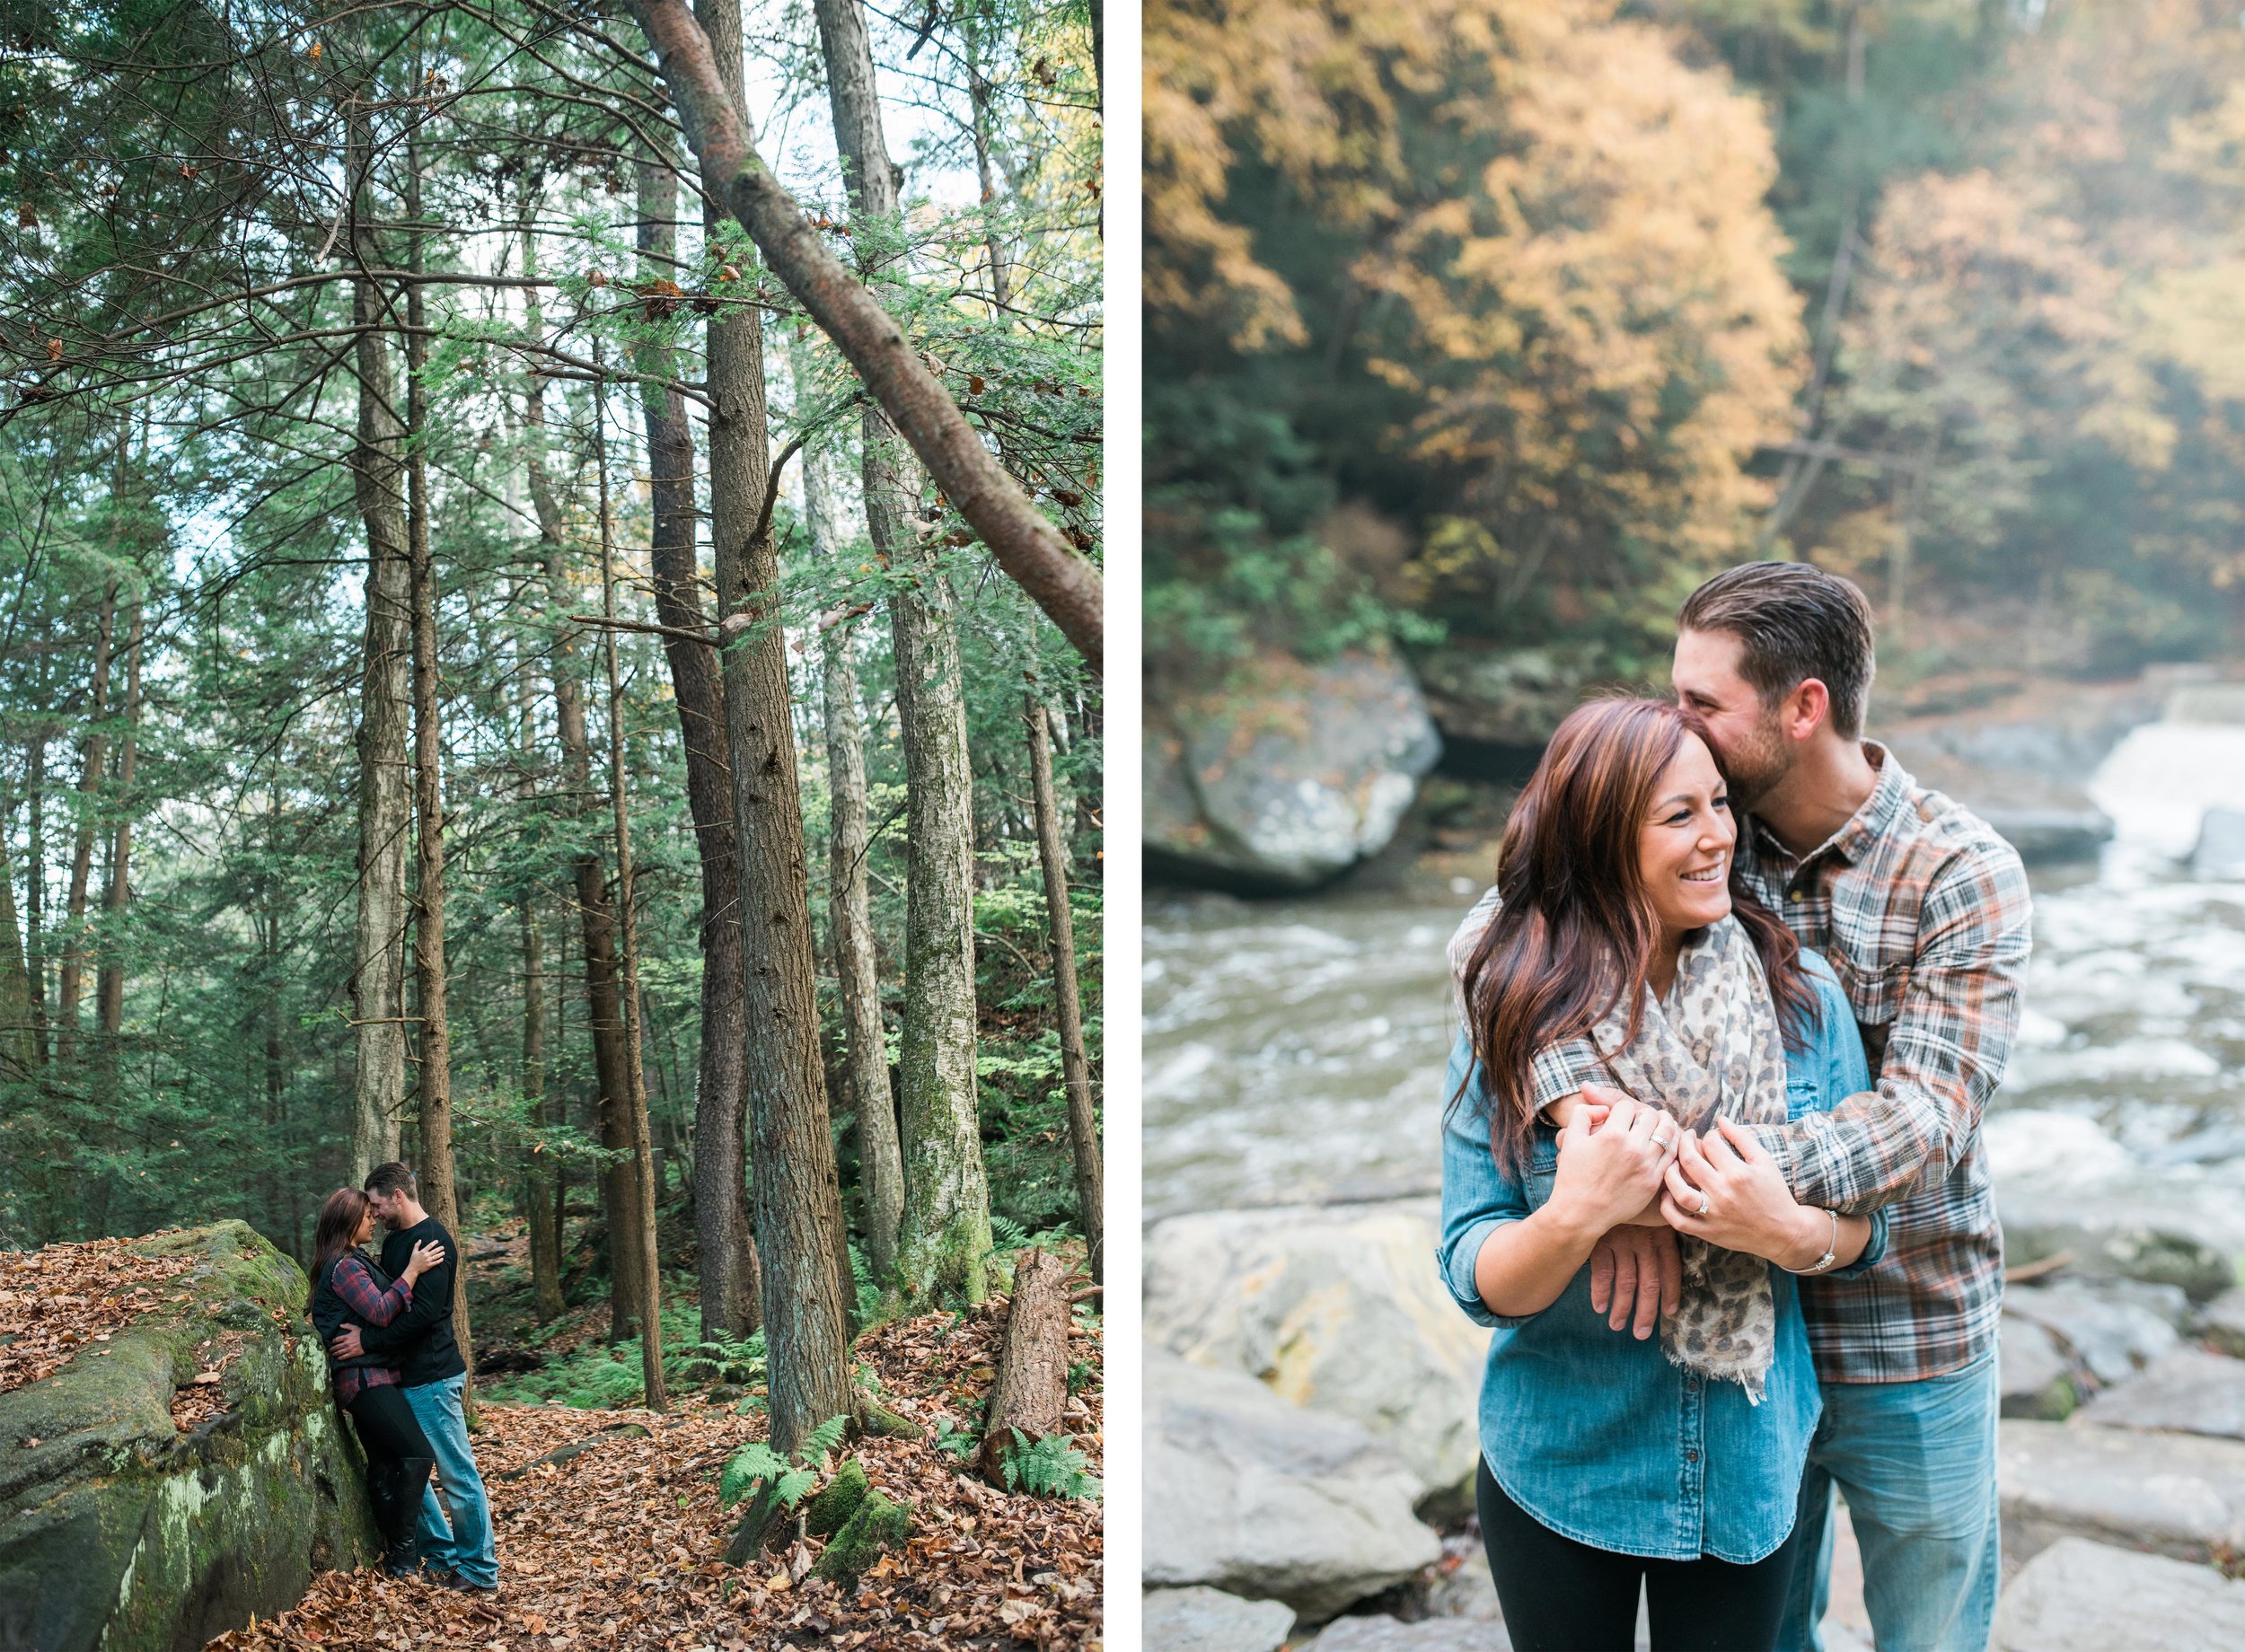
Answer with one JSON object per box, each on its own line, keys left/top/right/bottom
{"left": 402, "top": 1374, "right": 497, "bottom": 1586}
{"left": 1778, "top": 1346, "right": 2001, "bottom": 1652}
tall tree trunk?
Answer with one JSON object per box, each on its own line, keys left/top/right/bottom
{"left": 1026, "top": 699, "right": 1101, "bottom": 1282}
{"left": 402, "top": 145, "right": 471, "bottom": 1405}
{"left": 814, "top": 0, "right": 994, "bottom": 1305}
{"left": 57, "top": 580, "right": 116, "bottom": 1064}
{"left": 522, "top": 215, "right": 647, "bottom": 1342}
{"left": 0, "top": 804, "right": 36, "bottom": 1081}
{"left": 629, "top": 0, "right": 1103, "bottom": 667}
{"left": 802, "top": 438, "right": 902, "bottom": 1284}
{"left": 962, "top": 13, "right": 1011, "bottom": 312}
{"left": 637, "top": 146, "right": 760, "bottom": 1342}
{"left": 24, "top": 736, "right": 46, "bottom": 1064}
{"left": 347, "top": 119, "right": 413, "bottom": 1181}
{"left": 594, "top": 346, "right": 668, "bottom": 1411}
{"left": 691, "top": 0, "right": 855, "bottom": 1452}
{"left": 95, "top": 597, "right": 144, "bottom": 1044}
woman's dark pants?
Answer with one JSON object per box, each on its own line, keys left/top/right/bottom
{"left": 1477, "top": 1458, "right": 1799, "bottom": 1652}
{"left": 347, "top": 1384, "right": 437, "bottom": 1574}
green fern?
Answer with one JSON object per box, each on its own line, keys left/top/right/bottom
{"left": 990, "top": 1214, "right": 1030, "bottom": 1252}
{"left": 931, "top": 1419, "right": 979, "bottom": 1463}
{"left": 999, "top": 1429, "right": 1100, "bottom": 1500}
{"left": 801, "top": 1413, "right": 850, "bottom": 1461}
{"left": 718, "top": 1442, "right": 815, "bottom": 1511}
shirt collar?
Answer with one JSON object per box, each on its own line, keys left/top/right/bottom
{"left": 1749, "top": 740, "right": 1909, "bottom": 873}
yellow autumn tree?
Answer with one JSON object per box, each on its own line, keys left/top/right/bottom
{"left": 1145, "top": 0, "right": 1807, "bottom": 655}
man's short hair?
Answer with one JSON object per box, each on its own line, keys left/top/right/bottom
{"left": 365, "top": 1162, "right": 418, "bottom": 1201}
{"left": 1678, "top": 561, "right": 1877, "bottom": 738}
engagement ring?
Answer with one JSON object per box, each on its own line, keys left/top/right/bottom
{"left": 1696, "top": 1193, "right": 1712, "bottom": 1217}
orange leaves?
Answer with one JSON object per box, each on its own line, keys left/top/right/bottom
{"left": 44, "top": 338, "right": 61, "bottom": 362}
{"left": 15, "top": 203, "right": 33, "bottom": 228}
{"left": 306, "top": 40, "right": 321, "bottom": 63}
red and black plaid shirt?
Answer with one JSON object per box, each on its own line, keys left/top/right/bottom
{"left": 330, "top": 1252, "right": 412, "bottom": 1408}
{"left": 1451, "top": 743, "right": 2032, "bottom": 1383}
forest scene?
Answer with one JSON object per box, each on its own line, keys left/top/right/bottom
{"left": 0, "top": 0, "right": 1103, "bottom": 1647}
{"left": 1145, "top": 4, "right": 2245, "bottom": 1650}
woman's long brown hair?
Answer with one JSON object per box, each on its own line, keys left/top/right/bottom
{"left": 1456, "top": 697, "right": 1818, "bottom": 1178}
{"left": 307, "top": 1186, "right": 372, "bottom": 1312}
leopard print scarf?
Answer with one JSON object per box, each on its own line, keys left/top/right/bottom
{"left": 1586, "top": 916, "right": 1790, "bottom": 1403}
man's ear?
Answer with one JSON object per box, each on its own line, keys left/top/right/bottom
{"left": 1783, "top": 678, "right": 1830, "bottom": 743}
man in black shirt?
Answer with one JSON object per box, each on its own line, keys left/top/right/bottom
{"left": 327, "top": 1162, "right": 497, "bottom": 1593}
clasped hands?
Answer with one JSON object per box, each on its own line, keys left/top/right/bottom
{"left": 1552, "top": 1083, "right": 1814, "bottom": 1340}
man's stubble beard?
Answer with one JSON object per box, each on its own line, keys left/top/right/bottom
{"left": 1714, "top": 707, "right": 1792, "bottom": 816}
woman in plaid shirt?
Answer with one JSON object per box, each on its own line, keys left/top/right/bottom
{"left": 308, "top": 1187, "right": 449, "bottom": 1577}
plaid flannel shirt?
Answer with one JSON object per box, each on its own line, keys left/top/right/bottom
{"left": 1449, "top": 743, "right": 2032, "bottom": 1382}
{"left": 330, "top": 1251, "right": 412, "bottom": 1408}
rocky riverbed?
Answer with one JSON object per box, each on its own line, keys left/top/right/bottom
{"left": 1144, "top": 672, "right": 2245, "bottom": 1651}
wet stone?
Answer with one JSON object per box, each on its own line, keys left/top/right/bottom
{"left": 2075, "top": 1348, "right": 2245, "bottom": 1440}
{"left": 1142, "top": 1586, "right": 1297, "bottom": 1652}
{"left": 1993, "top": 1536, "right": 2245, "bottom": 1652}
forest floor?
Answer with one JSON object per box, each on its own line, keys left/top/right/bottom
{"left": 208, "top": 1298, "right": 1105, "bottom": 1651}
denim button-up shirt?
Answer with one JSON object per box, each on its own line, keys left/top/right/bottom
{"left": 1437, "top": 952, "right": 1884, "bottom": 1563}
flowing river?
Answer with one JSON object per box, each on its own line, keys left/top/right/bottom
{"left": 1145, "top": 711, "right": 2245, "bottom": 1249}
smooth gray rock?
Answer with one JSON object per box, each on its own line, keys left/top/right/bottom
{"left": 1999, "top": 1419, "right": 2245, "bottom": 1565}
{"left": 1310, "top": 1617, "right": 1510, "bottom": 1651}
{"left": 1145, "top": 1350, "right": 1442, "bottom": 1621}
{"left": 2002, "top": 1279, "right": 2183, "bottom": 1384}
{"left": 2003, "top": 1217, "right": 2233, "bottom": 1301}
{"left": 1981, "top": 808, "right": 2113, "bottom": 865}
{"left": 1144, "top": 1199, "right": 1489, "bottom": 1516}
{"left": 1145, "top": 647, "right": 1442, "bottom": 891}
{"left": 2205, "top": 1287, "right": 2245, "bottom": 1358}
{"left": 1407, "top": 646, "right": 1588, "bottom": 750}
{"left": 2000, "top": 1314, "right": 2077, "bottom": 1420}
{"left": 1992, "top": 1535, "right": 2245, "bottom": 1651}
{"left": 2076, "top": 1348, "right": 2245, "bottom": 1439}
{"left": 1142, "top": 1586, "right": 1298, "bottom": 1652}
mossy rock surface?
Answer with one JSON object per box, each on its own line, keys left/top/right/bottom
{"left": 812, "top": 1489, "right": 911, "bottom": 1589}
{"left": 805, "top": 1457, "right": 867, "bottom": 1537}
{"left": 0, "top": 1221, "right": 379, "bottom": 1652}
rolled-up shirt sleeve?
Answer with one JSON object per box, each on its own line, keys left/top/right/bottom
{"left": 1438, "top": 1029, "right": 1537, "bottom": 1330}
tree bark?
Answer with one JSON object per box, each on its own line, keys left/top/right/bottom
{"left": 347, "top": 124, "right": 413, "bottom": 1181}
{"left": 594, "top": 347, "right": 668, "bottom": 1411}
{"left": 24, "top": 737, "right": 46, "bottom": 1064}
{"left": 522, "top": 221, "right": 647, "bottom": 1343}
{"left": 0, "top": 804, "right": 37, "bottom": 1080}
{"left": 801, "top": 438, "right": 903, "bottom": 1284}
{"left": 627, "top": 0, "right": 1103, "bottom": 668}
{"left": 691, "top": 0, "right": 855, "bottom": 1454}
{"left": 522, "top": 896, "right": 565, "bottom": 1321}
{"left": 1026, "top": 699, "right": 1101, "bottom": 1283}
{"left": 95, "top": 597, "right": 144, "bottom": 1043}
{"left": 814, "top": 0, "right": 993, "bottom": 1305}
{"left": 57, "top": 578, "right": 115, "bottom": 1063}
{"left": 976, "top": 1246, "right": 1071, "bottom": 1487}
{"left": 403, "top": 157, "right": 472, "bottom": 1401}
{"left": 636, "top": 145, "right": 759, "bottom": 1342}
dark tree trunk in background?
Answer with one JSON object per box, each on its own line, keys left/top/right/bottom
{"left": 24, "top": 738, "right": 46, "bottom": 1063}
{"left": 522, "top": 899, "right": 565, "bottom": 1321}
{"left": 347, "top": 94, "right": 412, "bottom": 1183}
{"left": 1026, "top": 699, "right": 1101, "bottom": 1282}
{"left": 683, "top": 0, "right": 854, "bottom": 1454}
{"left": 57, "top": 577, "right": 115, "bottom": 1065}
{"left": 404, "top": 163, "right": 472, "bottom": 1403}
{"left": 594, "top": 356, "right": 668, "bottom": 1411}
{"left": 637, "top": 145, "right": 760, "bottom": 1341}
{"left": 95, "top": 596, "right": 143, "bottom": 1046}
{"left": 801, "top": 438, "right": 903, "bottom": 1284}
{"left": 813, "top": 0, "right": 993, "bottom": 1306}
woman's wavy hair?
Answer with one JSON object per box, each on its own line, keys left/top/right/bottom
{"left": 1455, "top": 696, "right": 1818, "bottom": 1177}
{"left": 307, "top": 1186, "right": 372, "bottom": 1312}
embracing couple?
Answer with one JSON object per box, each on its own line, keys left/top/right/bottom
{"left": 305, "top": 1162, "right": 499, "bottom": 1594}
{"left": 1439, "top": 563, "right": 2029, "bottom": 1652}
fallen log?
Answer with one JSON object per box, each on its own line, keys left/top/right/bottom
{"left": 977, "top": 1248, "right": 1071, "bottom": 1488}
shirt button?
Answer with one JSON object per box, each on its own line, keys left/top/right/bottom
{"left": 1685, "top": 1448, "right": 1700, "bottom": 1463}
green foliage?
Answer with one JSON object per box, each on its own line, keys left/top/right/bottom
{"left": 999, "top": 1429, "right": 1100, "bottom": 1500}
{"left": 931, "top": 1418, "right": 980, "bottom": 1463}
{"left": 718, "top": 1412, "right": 850, "bottom": 1510}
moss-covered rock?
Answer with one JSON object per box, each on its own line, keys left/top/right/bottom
{"left": 811, "top": 1489, "right": 911, "bottom": 1590}
{"left": 0, "top": 1221, "right": 379, "bottom": 1652}
{"left": 804, "top": 1457, "right": 868, "bottom": 1537}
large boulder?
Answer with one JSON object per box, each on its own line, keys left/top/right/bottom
{"left": 2001, "top": 1279, "right": 2184, "bottom": 1386}
{"left": 1405, "top": 646, "right": 1588, "bottom": 754}
{"left": 0, "top": 1222, "right": 378, "bottom": 1652}
{"left": 1993, "top": 1536, "right": 2245, "bottom": 1652}
{"left": 1999, "top": 1314, "right": 2078, "bottom": 1421}
{"left": 1999, "top": 1419, "right": 2245, "bottom": 1567}
{"left": 1144, "top": 1350, "right": 1440, "bottom": 1622}
{"left": 1310, "top": 1618, "right": 1510, "bottom": 1651}
{"left": 1144, "top": 1199, "right": 1487, "bottom": 1516}
{"left": 2075, "top": 1349, "right": 2245, "bottom": 1440}
{"left": 1142, "top": 1586, "right": 1297, "bottom": 1652}
{"left": 1145, "top": 647, "right": 1441, "bottom": 890}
